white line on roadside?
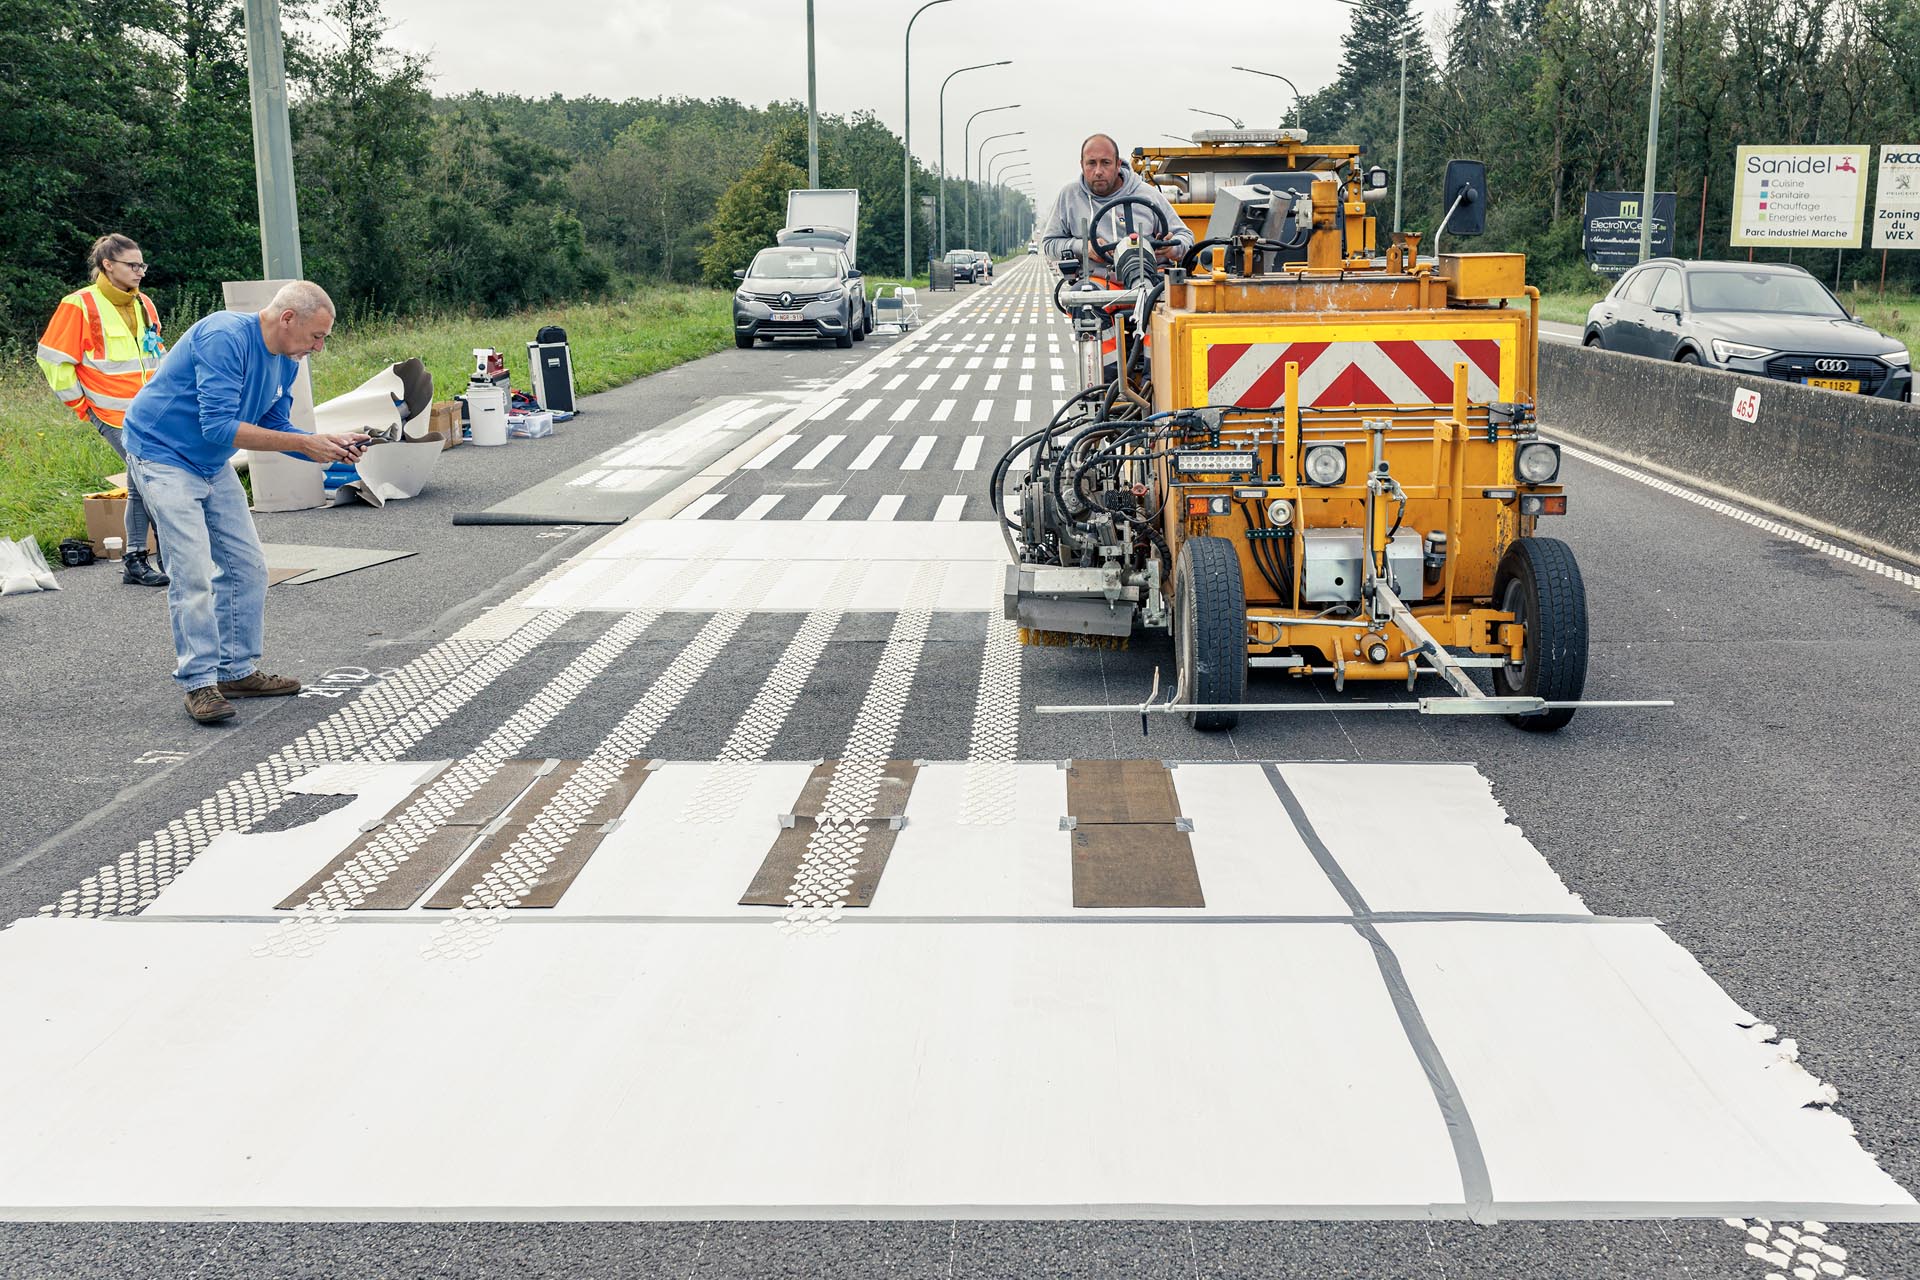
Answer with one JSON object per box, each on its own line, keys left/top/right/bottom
{"left": 847, "top": 399, "right": 880, "bottom": 422}
{"left": 934, "top": 495, "right": 968, "bottom": 521}
{"left": 954, "top": 436, "right": 984, "bottom": 471}
{"left": 848, "top": 435, "right": 893, "bottom": 470}
{"left": 738, "top": 494, "right": 783, "bottom": 521}
{"left": 901, "top": 436, "right": 936, "bottom": 470}
{"left": 889, "top": 399, "right": 921, "bottom": 422}
{"left": 742, "top": 435, "right": 800, "bottom": 469}
{"left": 866, "top": 494, "right": 905, "bottom": 521}
{"left": 675, "top": 493, "right": 726, "bottom": 520}
{"left": 802, "top": 495, "right": 845, "bottom": 521}
{"left": 972, "top": 400, "right": 993, "bottom": 423}
{"left": 931, "top": 399, "right": 955, "bottom": 422}
{"left": 793, "top": 435, "right": 845, "bottom": 470}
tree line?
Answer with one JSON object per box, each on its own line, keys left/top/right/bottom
{"left": 11, "top": 0, "right": 1916, "bottom": 354}
{"left": 1317, "top": 0, "right": 1920, "bottom": 293}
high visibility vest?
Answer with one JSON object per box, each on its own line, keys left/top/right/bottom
{"left": 36, "top": 283, "right": 165, "bottom": 428}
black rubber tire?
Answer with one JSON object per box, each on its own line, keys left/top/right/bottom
{"left": 1174, "top": 536, "right": 1247, "bottom": 731}
{"left": 1491, "top": 536, "right": 1589, "bottom": 731}
{"left": 734, "top": 332, "right": 754, "bottom": 349}
{"left": 851, "top": 308, "right": 866, "bottom": 342}
{"left": 1583, "top": 331, "right": 1603, "bottom": 349}
{"left": 1676, "top": 349, "right": 1701, "bottom": 364}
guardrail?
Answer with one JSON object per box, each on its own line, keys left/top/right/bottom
{"left": 1538, "top": 343, "right": 1920, "bottom": 560}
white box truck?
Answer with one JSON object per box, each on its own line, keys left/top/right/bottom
{"left": 778, "top": 188, "right": 860, "bottom": 268}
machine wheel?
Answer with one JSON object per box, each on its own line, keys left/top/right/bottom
{"left": 1491, "top": 536, "right": 1588, "bottom": 731}
{"left": 1174, "top": 536, "right": 1247, "bottom": 731}
{"left": 735, "top": 332, "right": 755, "bottom": 349}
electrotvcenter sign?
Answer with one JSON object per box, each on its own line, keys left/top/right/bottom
{"left": 1731, "top": 146, "right": 1869, "bottom": 247}
{"left": 1582, "top": 191, "right": 1675, "bottom": 276}
{"left": 1872, "top": 146, "right": 1920, "bottom": 249}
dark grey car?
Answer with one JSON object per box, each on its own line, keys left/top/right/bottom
{"left": 733, "top": 247, "right": 866, "bottom": 349}
{"left": 1583, "top": 259, "right": 1911, "bottom": 401}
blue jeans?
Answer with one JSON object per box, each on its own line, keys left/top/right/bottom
{"left": 126, "top": 455, "right": 266, "bottom": 692}
{"left": 86, "top": 411, "right": 153, "bottom": 551}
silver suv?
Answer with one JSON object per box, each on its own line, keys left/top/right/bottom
{"left": 733, "top": 247, "right": 868, "bottom": 349}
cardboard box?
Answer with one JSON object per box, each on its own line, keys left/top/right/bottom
{"left": 430, "top": 400, "right": 463, "bottom": 449}
{"left": 82, "top": 488, "right": 155, "bottom": 558}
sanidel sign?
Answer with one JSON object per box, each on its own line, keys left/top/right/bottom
{"left": 1731, "top": 145, "right": 1870, "bottom": 248}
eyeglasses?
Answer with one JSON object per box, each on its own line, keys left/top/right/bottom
{"left": 108, "top": 259, "right": 150, "bottom": 274}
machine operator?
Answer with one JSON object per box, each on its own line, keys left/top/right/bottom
{"left": 1039, "top": 133, "right": 1193, "bottom": 280}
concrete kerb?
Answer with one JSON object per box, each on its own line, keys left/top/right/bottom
{"left": 1537, "top": 342, "right": 1920, "bottom": 561}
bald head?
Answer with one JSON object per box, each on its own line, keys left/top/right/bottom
{"left": 259, "top": 280, "right": 335, "bottom": 358}
{"left": 1080, "top": 133, "right": 1124, "bottom": 198}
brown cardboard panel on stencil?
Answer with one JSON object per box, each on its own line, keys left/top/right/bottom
{"left": 443, "top": 760, "right": 547, "bottom": 826}
{"left": 789, "top": 759, "right": 919, "bottom": 820}
{"left": 1070, "top": 825, "right": 1205, "bottom": 909}
{"left": 1066, "top": 759, "right": 1182, "bottom": 824}
{"left": 739, "top": 819, "right": 901, "bottom": 908}
{"left": 276, "top": 823, "right": 490, "bottom": 912}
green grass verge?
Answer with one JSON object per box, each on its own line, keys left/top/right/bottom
{"left": 0, "top": 285, "right": 733, "bottom": 554}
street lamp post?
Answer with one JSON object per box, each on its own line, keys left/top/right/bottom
{"left": 1189, "top": 107, "right": 1245, "bottom": 130}
{"left": 1228, "top": 65, "right": 1302, "bottom": 130}
{"left": 987, "top": 154, "right": 1027, "bottom": 253}
{"left": 992, "top": 161, "right": 1029, "bottom": 254}
{"left": 902, "top": 0, "right": 954, "bottom": 278}
{"left": 805, "top": 0, "right": 819, "bottom": 188}
{"left": 964, "top": 110, "right": 1020, "bottom": 248}
{"left": 1639, "top": 0, "right": 1669, "bottom": 262}
{"left": 940, "top": 59, "right": 1009, "bottom": 257}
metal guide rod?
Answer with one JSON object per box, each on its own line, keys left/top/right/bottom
{"left": 1034, "top": 700, "right": 1676, "bottom": 716}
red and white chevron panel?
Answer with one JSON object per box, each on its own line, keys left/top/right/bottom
{"left": 1205, "top": 337, "right": 1504, "bottom": 408}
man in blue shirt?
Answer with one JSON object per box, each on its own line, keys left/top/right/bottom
{"left": 124, "top": 281, "right": 371, "bottom": 724}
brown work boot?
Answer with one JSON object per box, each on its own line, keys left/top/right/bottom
{"left": 218, "top": 670, "right": 302, "bottom": 698}
{"left": 185, "top": 686, "right": 236, "bottom": 724}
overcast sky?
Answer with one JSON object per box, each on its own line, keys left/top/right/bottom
{"left": 383, "top": 0, "right": 1451, "bottom": 222}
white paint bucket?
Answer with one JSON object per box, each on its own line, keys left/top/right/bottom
{"left": 465, "top": 384, "right": 508, "bottom": 447}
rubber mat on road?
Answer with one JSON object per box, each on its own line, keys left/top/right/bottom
{"left": 738, "top": 760, "right": 920, "bottom": 907}
{"left": 424, "top": 759, "right": 650, "bottom": 909}
{"left": 1066, "top": 760, "right": 1203, "bottom": 909}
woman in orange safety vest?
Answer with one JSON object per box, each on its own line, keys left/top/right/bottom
{"left": 37, "top": 234, "right": 170, "bottom": 586}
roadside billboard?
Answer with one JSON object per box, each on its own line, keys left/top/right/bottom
{"left": 1731, "top": 145, "right": 1869, "bottom": 247}
{"left": 1582, "top": 191, "right": 1675, "bottom": 276}
{"left": 1871, "top": 145, "right": 1920, "bottom": 250}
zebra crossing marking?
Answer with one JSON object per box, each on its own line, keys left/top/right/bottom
{"left": 741, "top": 434, "right": 799, "bottom": 469}
{"left": 934, "top": 495, "right": 968, "bottom": 521}
{"left": 803, "top": 495, "right": 845, "bottom": 520}
{"left": 954, "top": 436, "right": 984, "bottom": 471}
{"left": 931, "top": 399, "right": 956, "bottom": 422}
{"left": 889, "top": 399, "right": 920, "bottom": 422}
{"left": 738, "top": 494, "right": 783, "bottom": 520}
{"left": 901, "top": 436, "right": 936, "bottom": 470}
{"left": 793, "top": 434, "right": 844, "bottom": 469}
{"left": 848, "top": 435, "right": 892, "bottom": 470}
{"left": 867, "top": 495, "right": 905, "bottom": 521}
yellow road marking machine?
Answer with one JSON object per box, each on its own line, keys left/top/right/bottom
{"left": 997, "top": 130, "right": 1669, "bottom": 730}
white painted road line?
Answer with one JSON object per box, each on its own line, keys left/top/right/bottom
{"left": 972, "top": 400, "right": 993, "bottom": 423}
{"left": 954, "top": 436, "right": 984, "bottom": 471}
{"left": 793, "top": 434, "right": 845, "bottom": 470}
{"left": 741, "top": 434, "right": 799, "bottom": 470}
{"left": 847, "top": 398, "right": 880, "bottom": 422}
{"left": 737, "top": 494, "right": 783, "bottom": 521}
{"left": 931, "top": 399, "right": 955, "bottom": 422}
{"left": 848, "top": 435, "right": 892, "bottom": 470}
{"left": 901, "top": 436, "right": 936, "bottom": 470}
{"left": 674, "top": 493, "right": 726, "bottom": 520}
{"left": 810, "top": 398, "right": 845, "bottom": 421}
{"left": 934, "top": 495, "right": 968, "bottom": 521}
{"left": 866, "top": 494, "right": 905, "bottom": 521}
{"left": 802, "top": 495, "right": 844, "bottom": 521}
{"left": 889, "top": 399, "right": 920, "bottom": 422}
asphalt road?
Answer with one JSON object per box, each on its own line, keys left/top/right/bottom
{"left": 4, "top": 259, "right": 1919, "bottom": 1278}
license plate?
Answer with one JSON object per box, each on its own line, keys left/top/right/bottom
{"left": 1804, "top": 376, "right": 1860, "bottom": 392}
{"left": 772, "top": 310, "right": 803, "bottom": 322}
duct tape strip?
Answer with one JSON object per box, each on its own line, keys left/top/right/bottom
{"left": 1262, "top": 762, "right": 1496, "bottom": 1226}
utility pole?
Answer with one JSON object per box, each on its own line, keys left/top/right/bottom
{"left": 805, "top": 0, "right": 819, "bottom": 188}
{"left": 939, "top": 60, "right": 1009, "bottom": 257}
{"left": 242, "top": 0, "right": 302, "bottom": 278}
{"left": 902, "top": 0, "right": 954, "bottom": 277}
{"left": 1639, "top": 0, "right": 1669, "bottom": 262}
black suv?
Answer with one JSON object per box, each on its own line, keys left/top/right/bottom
{"left": 733, "top": 247, "right": 867, "bottom": 349}
{"left": 1583, "top": 259, "right": 1911, "bottom": 400}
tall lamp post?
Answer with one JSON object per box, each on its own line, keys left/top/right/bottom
{"left": 963, "top": 109, "right": 1020, "bottom": 248}
{"left": 902, "top": 0, "right": 954, "bottom": 277}
{"left": 987, "top": 153, "right": 1027, "bottom": 254}
{"left": 939, "top": 59, "right": 1010, "bottom": 257}
{"left": 1638, "top": 0, "right": 1669, "bottom": 262}
{"left": 805, "top": 0, "right": 819, "bottom": 188}
{"left": 973, "top": 129, "right": 1024, "bottom": 246}
{"left": 992, "top": 161, "right": 1029, "bottom": 254}
{"left": 1189, "top": 107, "right": 1245, "bottom": 130}
{"left": 1228, "top": 65, "right": 1303, "bottom": 132}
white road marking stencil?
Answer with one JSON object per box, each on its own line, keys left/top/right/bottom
{"left": 527, "top": 522, "right": 1005, "bottom": 612}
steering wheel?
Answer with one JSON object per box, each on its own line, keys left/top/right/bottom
{"left": 1086, "top": 194, "right": 1174, "bottom": 264}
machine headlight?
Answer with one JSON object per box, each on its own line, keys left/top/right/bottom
{"left": 1303, "top": 445, "right": 1346, "bottom": 487}
{"left": 1710, "top": 338, "right": 1773, "bottom": 363}
{"left": 1515, "top": 441, "right": 1561, "bottom": 485}
{"left": 1887, "top": 349, "right": 1911, "bottom": 367}
{"left": 1266, "top": 498, "right": 1294, "bottom": 526}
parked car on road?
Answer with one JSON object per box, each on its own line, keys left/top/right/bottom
{"left": 943, "top": 249, "right": 978, "bottom": 284}
{"left": 733, "top": 247, "right": 868, "bottom": 349}
{"left": 1583, "top": 259, "right": 1911, "bottom": 401}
